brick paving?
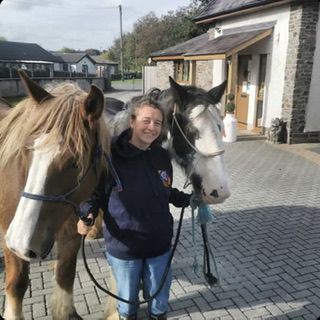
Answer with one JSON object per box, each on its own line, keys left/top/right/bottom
{"left": 1, "top": 127, "right": 320, "bottom": 319}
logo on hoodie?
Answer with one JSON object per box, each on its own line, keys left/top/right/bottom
{"left": 158, "top": 170, "right": 171, "bottom": 188}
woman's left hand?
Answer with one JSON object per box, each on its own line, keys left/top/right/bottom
{"left": 77, "top": 213, "right": 94, "bottom": 235}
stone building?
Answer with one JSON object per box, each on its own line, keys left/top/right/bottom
{"left": 150, "top": 0, "right": 320, "bottom": 143}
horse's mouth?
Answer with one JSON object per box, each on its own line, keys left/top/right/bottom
{"left": 7, "top": 242, "right": 54, "bottom": 261}
{"left": 201, "top": 187, "right": 230, "bottom": 204}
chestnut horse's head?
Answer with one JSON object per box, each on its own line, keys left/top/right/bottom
{"left": 0, "top": 71, "right": 109, "bottom": 261}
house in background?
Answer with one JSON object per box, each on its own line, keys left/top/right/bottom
{"left": 91, "top": 55, "right": 118, "bottom": 78}
{"left": 52, "top": 52, "right": 97, "bottom": 76}
{"left": 150, "top": 0, "right": 320, "bottom": 143}
{"left": 0, "top": 41, "right": 61, "bottom": 77}
{"left": 0, "top": 41, "right": 117, "bottom": 79}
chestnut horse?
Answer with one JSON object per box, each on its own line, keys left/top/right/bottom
{"left": 0, "top": 71, "right": 110, "bottom": 320}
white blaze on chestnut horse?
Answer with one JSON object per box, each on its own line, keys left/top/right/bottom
{"left": 0, "top": 70, "right": 110, "bottom": 320}
{"left": 0, "top": 72, "right": 230, "bottom": 320}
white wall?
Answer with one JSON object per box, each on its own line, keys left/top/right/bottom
{"left": 76, "top": 56, "right": 96, "bottom": 75}
{"left": 305, "top": 5, "right": 320, "bottom": 132}
{"left": 212, "top": 60, "right": 226, "bottom": 114}
{"left": 217, "top": 5, "right": 291, "bottom": 128}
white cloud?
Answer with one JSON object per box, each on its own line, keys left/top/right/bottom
{"left": 0, "top": 0, "right": 191, "bottom": 50}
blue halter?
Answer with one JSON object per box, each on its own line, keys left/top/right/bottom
{"left": 21, "top": 143, "right": 103, "bottom": 215}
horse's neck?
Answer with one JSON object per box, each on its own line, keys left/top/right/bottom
{"left": 0, "top": 104, "right": 11, "bottom": 121}
{"left": 104, "top": 109, "right": 130, "bottom": 137}
{"left": 157, "top": 90, "right": 175, "bottom": 118}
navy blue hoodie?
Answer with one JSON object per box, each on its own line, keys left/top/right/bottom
{"left": 82, "top": 129, "right": 191, "bottom": 260}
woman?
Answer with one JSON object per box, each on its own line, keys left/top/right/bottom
{"left": 78, "top": 97, "right": 192, "bottom": 320}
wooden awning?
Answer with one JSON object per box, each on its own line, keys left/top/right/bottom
{"left": 151, "top": 26, "right": 273, "bottom": 62}
{"left": 184, "top": 28, "right": 273, "bottom": 61}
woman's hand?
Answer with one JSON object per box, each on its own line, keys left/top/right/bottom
{"left": 77, "top": 213, "right": 94, "bottom": 235}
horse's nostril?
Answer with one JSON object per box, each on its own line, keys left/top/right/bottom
{"left": 27, "top": 250, "right": 37, "bottom": 259}
{"left": 210, "top": 190, "right": 219, "bottom": 198}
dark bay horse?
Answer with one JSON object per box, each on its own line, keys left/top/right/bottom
{"left": 105, "top": 77, "right": 230, "bottom": 204}
{"left": 0, "top": 71, "right": 110, "bottom": 320}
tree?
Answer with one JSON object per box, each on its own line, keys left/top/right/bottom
{"left": 105, "top": 1, "right": 210, "bottom": 72}
{"left": 85, "top": 48, "right": 101, "bottom": 56}
{"left": 0, "top": 36, "right": 7, "bottom": 41}
{"left": 191, "top": 0, "right": 212, "bottom": 10}
{"left": 60, "top": 47, "right": 78, "bottom": 53}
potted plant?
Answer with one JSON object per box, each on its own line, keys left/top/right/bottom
{"left": 223, "top": 93, "right": 237, "bottom": 142}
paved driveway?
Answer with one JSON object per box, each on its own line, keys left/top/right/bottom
{"left": 1, "top": 118, "right": 320, "bottom": 319}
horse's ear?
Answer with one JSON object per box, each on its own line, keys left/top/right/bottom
{"left": 0, "top": 96, "right": 12, "bottom": 108}
{"left": 81, "top": 85, "right": 104, "bottom": 126}
{"left": 169, "top": 76, "right": 187, "bottom": 108}
{"left": 18, "top": 69, "right": 53, "bottom": 104}
{"left": 208, "top": 80, "right": 227, "bottom": 103}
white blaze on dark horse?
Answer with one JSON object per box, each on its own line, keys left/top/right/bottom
{"left": 0, "top": 70, "right": 110, "bottom": 320}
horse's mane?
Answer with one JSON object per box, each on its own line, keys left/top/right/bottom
{"left": 0, "top": 82, "right": 109, "bottom": 176}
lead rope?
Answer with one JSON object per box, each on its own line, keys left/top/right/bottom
{"left": 81, "top": 201, "right": 187, "bottom": 305}
{"left": 190, "top": 201, "right": 220, "bottom": 287}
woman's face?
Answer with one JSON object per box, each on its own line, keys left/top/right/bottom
{"left": 129, "top": 105, "right": 163, "bottom": 150}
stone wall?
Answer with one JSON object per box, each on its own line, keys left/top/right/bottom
{"left": 156, "top": 61, "right": 174, "bottom": 90}
{"left": 281, "top": 0, "right": 320, "bottom": 143}
{"left": 195, "top": 60, "right": 214, "bottom": 90}
{"left": 156, "top": 60, "right": 214, "bottom": 91}
{"left": 0, "top": 77, "right": 108, "bottom": 98}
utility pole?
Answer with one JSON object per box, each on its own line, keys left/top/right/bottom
{"left": 119, "top": 4, "right": 124, "bottom": 81}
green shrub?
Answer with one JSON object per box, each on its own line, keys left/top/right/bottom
{"left": 225, "top": 93, "right": 235, "bottom": 113}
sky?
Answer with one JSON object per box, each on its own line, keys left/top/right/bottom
{"left": 0, "top": 0, "right": 191, "bottom": 52}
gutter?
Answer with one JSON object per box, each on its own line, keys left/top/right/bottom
{"left": 194, "top": 0, "right": 295, "bottom": 25}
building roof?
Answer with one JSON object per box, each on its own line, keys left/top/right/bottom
{"left": 52, "top": 52, "right": 96, "bottom": 64}
{"left": 193, "top": 0, "right": 295, "bottom": 23}
{"left": 90, "top": 55, "right": 118, "bottom": 65}
{"left": 151, "top": 22, "right": 274, "bottom": 60}
{"left": 0, "top": 40, "right": 61, "bottom": 63}
{"left": 150, "top": 33, "right": 209, "bottom": 58}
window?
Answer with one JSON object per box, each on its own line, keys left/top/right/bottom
{"left": 174, "top": 60, "right": 190, "bottom": 82}
{"left": 82, "top": 64, "right": 88, "bottom": 76}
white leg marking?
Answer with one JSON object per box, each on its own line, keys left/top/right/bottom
{"left": 51, "top": 282, "right": 76, "bottom": 320}
{"left": 4, "top": 295, "right": 24, "bottom": 319}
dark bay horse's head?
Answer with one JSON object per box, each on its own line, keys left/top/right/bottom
{"left": 0, "top": 71, "right": 109, "bottom": 261}
{"left": 160, "top": 77, "right": 231, "bottom": 204}
{"left": 103, "top": 78, "right": 230, "bottom": 204}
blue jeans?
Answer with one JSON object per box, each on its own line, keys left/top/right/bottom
{"left": 106, "top": 251, "right": 172, "bottom": 317}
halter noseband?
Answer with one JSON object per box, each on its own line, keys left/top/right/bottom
{"left": 21, "top": 143, "right": 102, "bottom": 215}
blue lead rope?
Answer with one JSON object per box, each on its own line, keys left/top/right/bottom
{"left": 191, "top": 202, "right": 220, "bottom": 287}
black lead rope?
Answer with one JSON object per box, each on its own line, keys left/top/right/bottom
{"left": 200, "top": 225, "right": 218, "bottom": 287}
{"left": 81, "top": 204, "right": 186, "bottom": 305}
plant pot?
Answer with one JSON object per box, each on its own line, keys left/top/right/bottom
{"left": 223, "top": 113, "right": 237, "bottom": 142}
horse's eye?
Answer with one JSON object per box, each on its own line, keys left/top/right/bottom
{"left": 67, "top": 160, "right": 78, "bottom": 169}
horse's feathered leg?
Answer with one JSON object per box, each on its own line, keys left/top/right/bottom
{"left": 3, "top": 247, "right": 29, "bottom": 320}
{"left": 52, "top": 219, "right": 82, "bottom": 320}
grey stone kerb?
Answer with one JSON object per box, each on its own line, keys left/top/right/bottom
{"left": 281, "top": 0, "right": 320, "bottom": 143}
